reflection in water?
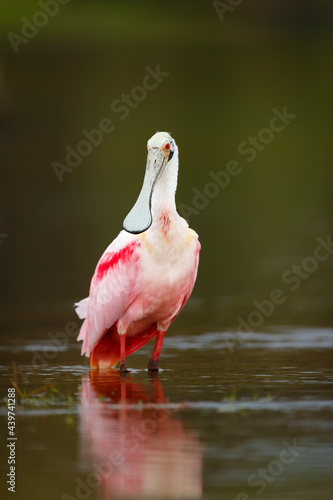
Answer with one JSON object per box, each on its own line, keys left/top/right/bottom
{"left": 80, "top": 372, "right": 203, "bottom": 499}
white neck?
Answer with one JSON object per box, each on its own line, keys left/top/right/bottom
{"left": 151, "top": 145, "right": 179, "bottom": 224}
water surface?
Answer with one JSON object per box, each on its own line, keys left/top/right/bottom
{"left": 1, "top": 325, "right": 332, "bottom": 500}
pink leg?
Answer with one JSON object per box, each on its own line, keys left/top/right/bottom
{"left": 148, "top": 330, "right": 165, "bottom": 371}
{"left": 119, "top": 334, "right": 127, "bottom": 373}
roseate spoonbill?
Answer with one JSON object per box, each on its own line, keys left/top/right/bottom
{"left": 75, "top": 131, "right": 200, "bottom": 372}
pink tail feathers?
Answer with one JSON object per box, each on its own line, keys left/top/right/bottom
{"left": 89, "top": 323, "right": 158, "bottom": 369}
{"left": 75, "top": 298, "right": 159, "bottom": 368}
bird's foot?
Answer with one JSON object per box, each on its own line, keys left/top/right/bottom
{"left": 119, "top": 362, "right": 129, "bottom": 374}
{"left": 148, "top": 359, "right": 159, "bottom": 372}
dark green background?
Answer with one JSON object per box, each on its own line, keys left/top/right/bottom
{"left": 1, "top": 0, "right": 332, "bottom": 332}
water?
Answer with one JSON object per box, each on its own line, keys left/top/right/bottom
{"left": 1, "top": 325, "right": 332, "bottom": 500}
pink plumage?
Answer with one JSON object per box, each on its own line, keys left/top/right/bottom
{"left": 75, "top": 132, "right": 200, "bottom": 372}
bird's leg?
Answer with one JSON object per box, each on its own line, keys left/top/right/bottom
{"left": 119, "top": 334, "right": 127, "bottom": 373}
{"left": 148, "top": 330, "right": 165, "bottom": 371}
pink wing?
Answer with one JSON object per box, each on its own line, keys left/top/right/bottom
{"left": 75, "top": 231, "right": 142, "bottom": 357}
{"left": 173, "top": 239, "right": 201, "bottom": 320}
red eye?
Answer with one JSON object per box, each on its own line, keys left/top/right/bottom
{"left": 165, "top": 143, "right": 170, "bottom": 150}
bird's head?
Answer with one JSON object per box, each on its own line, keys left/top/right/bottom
{"left": 147, "top": 131, "right": 175, "bottom": 165}
{"left": 123, "top": 132, "right": 177, "bottom": 234}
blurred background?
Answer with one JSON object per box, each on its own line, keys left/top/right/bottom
{"left": 0, "top": 0, "right": 332, "bottom": 334}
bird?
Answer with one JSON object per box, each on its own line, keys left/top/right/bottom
{"left": 75, "top": 131, "right": 200, "bottom": 372}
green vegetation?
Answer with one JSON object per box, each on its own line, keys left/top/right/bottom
{"left": 6, "top": 363, "right": 75, "bottom": 408}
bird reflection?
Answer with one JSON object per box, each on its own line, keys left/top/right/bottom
{"left": 79, "top": 371, "right": 203, "bottom": 499}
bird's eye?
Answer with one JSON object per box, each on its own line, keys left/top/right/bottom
{"left": 165, "top": 143, "right": 170, "bottom": 150}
